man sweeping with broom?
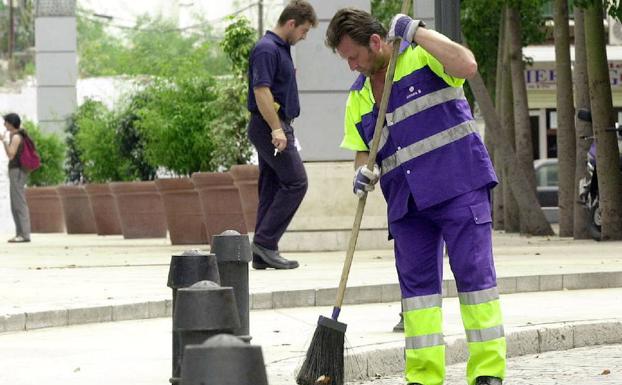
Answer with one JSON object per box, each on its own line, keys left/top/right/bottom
{"left": 321, "top": 8, "right": 506, "bottom": 385}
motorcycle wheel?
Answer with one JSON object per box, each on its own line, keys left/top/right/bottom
{"left": 589, "top": 199, "right": 602, "bottom": 241}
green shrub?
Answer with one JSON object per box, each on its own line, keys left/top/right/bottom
{"left": 74, "top": 100, "right": 128, "bottom": 182}
{"left": 115, "top": 93, "right": 158, "bottom": 181}
{"left": 207, "top": 77, "right": 253, "bottom": 169}
{"left": 65, "top": 106, "right": 86, "bottom": 183}
{"left": 136, "top": 77, "right": 219, "bottom": 175}
{"left": 69, "top": 97, "right": 157, "bottom": 182}
{"left": 23, "top": 121, "right": 66, "bottom": 187}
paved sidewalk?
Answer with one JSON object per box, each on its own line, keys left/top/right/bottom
{"left": 0, "top": 288, "right": 621, "bottom": 385}
{"left": 1, "top": 232, "right": 622, "bottom": 332}
{"left": 355, "top": 343, "right": 622, "bottom": 385}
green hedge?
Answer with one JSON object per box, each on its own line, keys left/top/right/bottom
{"left": 23, "top": 121, "right": 66, "bottom": 187}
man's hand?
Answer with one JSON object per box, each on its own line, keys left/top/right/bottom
{"left": 353, "top": 164, "right": 381, "bottom": 198}
{"left": 271, "top": 128, "right": 287, "bottom": 153}
{"left": 2, "top": 132, "right": 10, "bottom": 146}
{"left": 388, "top": 14, "right": 425, "bottom": 43}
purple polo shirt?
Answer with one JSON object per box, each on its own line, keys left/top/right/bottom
{"left": 247, "top": 31, "right": 300, "bottom": 121}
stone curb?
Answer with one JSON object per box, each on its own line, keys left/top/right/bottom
{"left": 340, "top": 319, "right": 622, "bottom": 382}
{"left": 2, "top": 271, "right": 622, "bottom": 334}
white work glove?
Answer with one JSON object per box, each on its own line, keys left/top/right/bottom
{"left": 388, "top": 14, "right": 426, "bottom": 44}
{"left": 353, "top": 164, "right": 381, "bottom": 198}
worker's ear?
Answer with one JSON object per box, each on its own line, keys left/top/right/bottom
{"left": 369, "top": 34, "right": 383, "bottom": 53}
{"left": 285, "top": 19, "right": 296, "bottom": 30}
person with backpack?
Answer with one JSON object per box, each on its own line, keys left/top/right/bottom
{"left": 3, "top": 113, "right": 31, "bottom": 243}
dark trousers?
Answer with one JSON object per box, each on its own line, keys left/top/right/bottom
{"left": 247, "top": 114, "right": 307, "bottom": 250}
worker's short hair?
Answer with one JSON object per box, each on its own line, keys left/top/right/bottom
{"left": 325, "top": 8, "right": 387, "bottom": 52}
{"left": 277, "top": 0, "right": 318, "bottom": 28}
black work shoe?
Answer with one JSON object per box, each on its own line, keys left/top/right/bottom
{"left": 392, "top": 313, "right": 404, "bottom": 332}
{"left": 251, "top": 243, "right": 299, "bottom": 270}
{"left": 476, "top": 376, "right": 503, "bottom": 385}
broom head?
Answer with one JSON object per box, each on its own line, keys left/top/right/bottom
{"left": 296, "top": 315, "right": 348, "bottom": 385}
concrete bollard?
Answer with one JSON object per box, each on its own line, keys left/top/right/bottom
{"left": 167, "top": 250, "right": 220, "bottom": 385}
{"left": 211, "top": 230, "right": 252, "bottom": 339}
{"left": 181, "top": 334, "right": 269, "bottom": 385}
{"left": 174, "top": 281, "right": 241, "bottom": 385}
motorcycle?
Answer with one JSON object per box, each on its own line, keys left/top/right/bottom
{"left": 576, "top": 109, "right": 622, "bottom": 240}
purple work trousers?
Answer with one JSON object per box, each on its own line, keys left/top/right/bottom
{"left": 389, "top": 187, "right": 497, "bottom": 297}
{"left": 247, "top": 114, "right": 308, "bottom": 250}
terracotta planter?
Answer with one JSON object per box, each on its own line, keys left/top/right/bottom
{"left": 110, "top": 181, "right": 167, "bottom": 239}
{"left": 56, "top": 185, "right": 97, "bottom": 234}
{"left": 155, "top": 178, "right": 208, "bottom": 245}
{"left": 229, "top": 164, "right": 260, "bottom": 231}
{"left": 84, "top": 183, "right": 123, "bottom": 236}
{"left": 191, "top": 172, "right": 247, "bottom": 239}
{"left": 25, "top": 187, "right": 65, "bottom": 233}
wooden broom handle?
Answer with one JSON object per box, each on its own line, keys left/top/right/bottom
{"left": 334, "top": 0, "right": 412, "bottom": 312}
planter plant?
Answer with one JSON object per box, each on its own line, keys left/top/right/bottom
{"left": 72, "top": 98, "right": 162, "bottom": 238}
{"left": 23, "top": 121, "right": 66, "bottom": 233}
{"left": 135, "top": 16, "right": 257, "bottom": 241}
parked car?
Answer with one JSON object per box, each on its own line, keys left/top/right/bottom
{"left": 534, "top": 158, "right": 558, "bottom": 207}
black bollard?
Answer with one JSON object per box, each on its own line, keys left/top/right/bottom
{"left": 167, "top": 250, "right": 220, "bottom": 385}
{"left": 181, "top": 334, "right": 268, "bottom": 385}
{"left": 211, "top": 230, "right": 252, "bottom": 339}
{"left": 174, "top": 281, "right": 241, "bottom": 384}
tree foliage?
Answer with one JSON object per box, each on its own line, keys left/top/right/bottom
{"left": 220, "top": 17, "right": 256, "bottom": 77}
{"left": 77, "top": 13, "right": 230, "bottom": 78}
{"left": 462, "top": 0, "right": 547, "bottom": 92}
{"left": 371, "top": 0, "right": 402, "bottom": 27}
{"left": 575, "top": 0, "right": 622, "bottom": 21}
{"left": 0, "top": 0, "right": 35, "bottom": 83}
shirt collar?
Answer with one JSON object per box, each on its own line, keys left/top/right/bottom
{"left": 266, "top": 30, "right": 289, "bottom": 48}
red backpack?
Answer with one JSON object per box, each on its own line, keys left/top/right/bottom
{"left": 19, "top": 131, "right": 41, "bottom": 172}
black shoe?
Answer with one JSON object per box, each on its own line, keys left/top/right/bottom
{"left": 476, "top": 376, "right": 502, "bottom": 385}
{"left": 392, "top": 313, "right": 404, "bottom": 332}
{"left": 251, "top": 243, "right": 299, "bottom": 270}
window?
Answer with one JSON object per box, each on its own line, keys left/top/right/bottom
{"left": 536, "top": 162, "right": 559, "bottom": 188}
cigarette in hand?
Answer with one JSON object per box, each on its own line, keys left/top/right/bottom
{"left": 274, "top": 148, "right": 278, "bottom": 157}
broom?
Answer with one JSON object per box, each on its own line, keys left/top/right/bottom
{"left": 296, "top": 2, "right": 411, "bottom": 384}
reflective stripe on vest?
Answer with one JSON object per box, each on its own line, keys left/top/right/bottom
{"left": 465, "top": 324, "right": 505, "bottom": 343}
{"left": 381, "top": 120, "right": 479, "bottom": 175}
{"left": 377, "top": 87, "right": 467, "bottom": 157}
{"left": 387, "top": 87, "right": 467, "bottom": 127}
{"left": 405, "top": 333, "right": 445, "bottom": 349}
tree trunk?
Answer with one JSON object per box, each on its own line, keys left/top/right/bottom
{"left": 584, "top": 2, "right": 622, "bottom": 241}
{"left": 553, "top": 0, "right": 576, "bottom": 237}
{"left": 507, "top": 6, "right": 540, "bottom": 234}
{"left": 501, "top": 6, "right": 520, "bottom": 232}
{"left": 491, "top": 10, "right": 505, "bottom": 231}
{"left": 468, "top": 71, "right": 554, "bottom": 236}
{"left": 572, "top": 7, "right": 593, "bottom": 240}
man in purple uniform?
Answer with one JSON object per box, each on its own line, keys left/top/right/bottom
{"left": 325, "top": 8, "right": 506, "bottom": 385}
{"left": 247, "top": 1, "right": 317, "bottom": 269}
